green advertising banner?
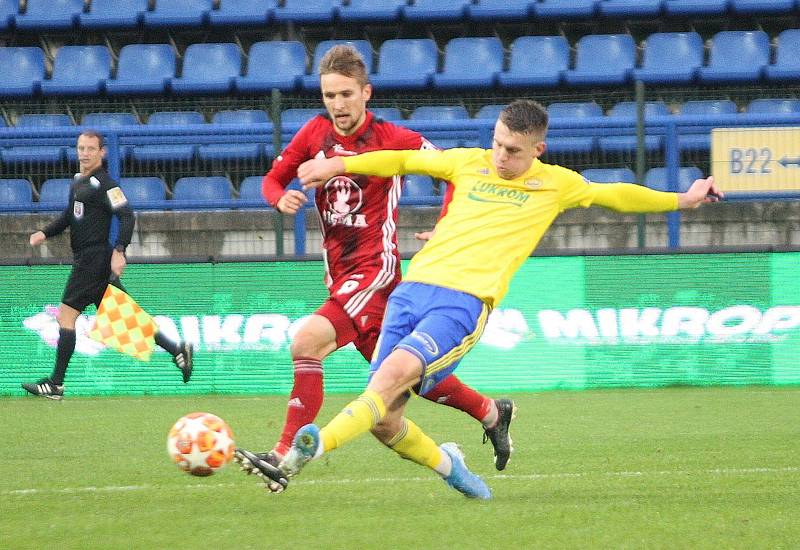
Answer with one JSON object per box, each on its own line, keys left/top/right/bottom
{"left": 1, "top": 252, "right": 798, "bottom": 397}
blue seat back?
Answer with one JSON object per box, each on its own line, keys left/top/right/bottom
{"left": 773, "top": 29, "right": 800, "bottom": 69}
{"left": 173, "top": 176, "right": 231, "bottom": 202}
{"left": 507, "top": 36, "right": 569, "bottom": 74}
{"left": 640, "top": 32, "right": 704, "bottom": 71}
{"left": 475, "top": 104, "right": 505, "bottom": 119}
{"left": 371, "top": 107, "right": 403, "bottom": 121}
{"left": 148, "top": 0, "right": 213, "bottom": 17}
{"left": 0, "top": 47, "right": 45, "bottom": 89}
{"left": 410, "top": 106, "right": 470, "bottom": 121}
{"left": 547, "top": 102, "right": 603, "bottom": 119}
{"left": 212, "top": 110, "right": 270, "bottom": 124}
{"left": 440, "top": 37, "right": 504, "bottom": 77}
{"left": 245, "top": 41, "right": 306, "bottom": 79}
{"left": 239, "top": 176, "right": 265, "bottom": 201}
{"left": 115, "top": 44, "right": 176, "bottom": 82}
{"left": 377, "top": 39, "right": 438, "bottom": 78}
{"left": 311, "top": 40, "right": 374, "bottom": 75}
{"left": 39, "top": 178, "right": 73, "bottom": 204}
{"left": 574, "top": 34, "right": 636, "bottom": 73}
{"left": 607, "top": 101, "right": 671, "bottom": 119}
{"left": 581, "top": 168, "right": 636, "bottom": 184}
{"left": 50, "top": 46, "right": 111, "bottom": 83}
{"left": 82, "top": 113, "right": 140, "bottom": 127}
{"left": 707, "top": 31, "right": 770, "bottom": 70}
{"left": 21, "top": 0, "right": 83, "bottom": 21}
{"left": 680, "top": 100, "right": 738, "bottom": 116}
{"left": 119, "top": 177, "right": 167, "bottom": 204}
{"left": 644, "top": 167, "right": 703, "bottom": 193}
{"left": 180, "top": 43, "right": 241, "bottom": 81}
{"left": 281, "top": 108, "right": 325, "bottom": 125}
{"left": 746, "top": 99, "right": 800, "bottom": 114}
{"left": 0, "top": 179, "right": 33, "bottom": 206}
{"left": 148, "top": 111, "right": 205, "bottom": 125}
{"left": 17, "top": 114, "right": 73, "bottom": 127}
{"left": 404, "top": 174, "right": 435, "bottom": 196}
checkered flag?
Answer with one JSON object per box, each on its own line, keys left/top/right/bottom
{"left": 88, "top": 285, "right": 157, "bottom": 361}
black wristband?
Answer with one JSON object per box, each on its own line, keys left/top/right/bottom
{"left": 114, "top": 244, "right": 126, "bottom": 255}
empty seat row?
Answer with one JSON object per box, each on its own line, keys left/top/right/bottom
{"left": 2, "top": 0, "right": 798, "bottom": 32}
{"left": 4, "top": 29, "right": 800, "bottom": 97}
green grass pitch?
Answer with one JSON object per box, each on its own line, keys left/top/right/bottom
{"left": 2, "top": 387, "right": 799, "bottom": 549}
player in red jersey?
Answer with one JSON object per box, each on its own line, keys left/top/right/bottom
{"left": 235, "top": 45, "right": 515, "bottom": 481}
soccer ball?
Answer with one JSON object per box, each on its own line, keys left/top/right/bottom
{"left": 167, "top": 412, "right": 235, "bottom": 477}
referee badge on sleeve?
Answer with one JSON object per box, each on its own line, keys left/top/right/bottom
{"left": 107, "top": 187, "right": 128, "bottom": 209}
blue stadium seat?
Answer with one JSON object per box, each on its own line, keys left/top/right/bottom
{"left": 281, "top": 108, "right": 325, "bottom": 127}
{"left": 79, "top": 0, "right": 147, "bottom": 29}
{"left": 664, "top": 0, "right": 730, "bottom": 15}
{"left": 599, "top": 0, "right": 663, "bottom": 16}
{"left": 580, "top": 168, "right": 637, "bottom": 184}
{"left": 765, "top": 29, "right": 800, "bottom": 83}
{"left": 644, "top": 166, "right": 703, "bottom": 193}
{"left": 82, "top": 112, "right": 139, "bottom": 127}
{"left": 498, "top": 36, "right": 568, "bottom": 88}
{"left": 235, "top": 41, "right": 305, "bottom": 93}
{"left": 371, "top": 107, "right": 403, "bottom": 121}
{"left": 563, "top": 34, "right": 635, "bottom": 86}
{"left": 119, "top": 177, "right": 167, "bottom": 207}
{"left": 409, "top": 106, "right": 470, "bottom": 121}
{"left": 400, "top": 174, "right": 438, "bottom": 206}
{"left": 698, "top": 31, "right": 769, "bottom": 83}
{"left": 678, "top": 99, "right": 738, "bottom": 118}
{"left": 40, "top": 46, "right": 111, "bottom": 96}
{"left": 338, "top": 0, "right": 405, "bottom": 22}
{"left": 598, "top": 101, "right": 670, "bottom": 153}
{"left": 14, "top": 0, "right": 83, "bottom": 30}
{"left": 403, "top": 0, "right": 470, "bottom": 21}
{"left": 3, "top": 114, "right": 71, "bottom": 165}
{"left": 132, "top": 111, "right": 205, "bottom": 163}
{"left": 0, "top": 0, "right": 17, "bottom": 32}
{"left": 475, "top": 104, "right": 505, "bottom": 120}
{"left": 674, "top": 100, "right": 738, "bottom": 152}
{"left": 272, "top": 0, "right": 339, "bottom": 24}
{"left": 198, "top": 110, "right": 270, "bottom": 162}
{"left": 105, "top": 45, "right": 176, "bottom": 96}
{"left": 746, "top": 98, "right": 800, "bottom": 114}
{"left": 0, "top": 47, "right": 46, "bottom": 96}
{"left": 300, "top": 40, "right": 373, "bottom": 91}
{"left": 371, "top": 39, "right": 438, "bottom": 90}
{"left": 208, "top": 0, "right": 276, "bottom": 26}
{"left": 632, "top": 32, "right": 703, "bottom": 84}
{"left": 730, "top": 0, "right": 794, "bottom": 14}
{"left": 172, "top": 177, "right": 232, "bottom": 207}
{"left": 468, "top": 0, "right": 533, "bottom": 21}
{"left": 432, "top": 37, "right": 504, "bottom": 89}
{"left": 171, "top": 43, "right": 241, "bottom": 95}
{"left": 0, "top": 179, "right": 34, "bottom": 209}
{"left": 533, "top": 0, "right": 598, "bottom": 18}
{"left": 238, "top": 175, "right": 266, "bottom": 202}
{"left": 545, "top": 102, "right": 603, "bottom": 153}
{"left": 143, "top": 0, "right": 212, "bottom": 27}
{"left": 39, "top": 179, "right": 73, "bottom": 205}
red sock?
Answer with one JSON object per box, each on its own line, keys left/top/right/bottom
{"left": 423, "top": 374, "right": 493, "bottom": 423}
{"left": 274, "top": 357, "right": 324, "bottom": 456}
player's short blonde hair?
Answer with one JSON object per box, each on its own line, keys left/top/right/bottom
{"left": 318, "top": 44, "right": 369, "bottom": 87}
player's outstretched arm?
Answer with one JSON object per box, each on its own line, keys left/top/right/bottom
{"left": 297, "top": 157, "right": 346, "bottom": 190}
{"left": 677, "top": 176, "right": 724, "bottom": 209}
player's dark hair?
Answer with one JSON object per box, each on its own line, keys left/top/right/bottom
{"left": 79, "top": 129, "right": 105, "bottom": 149}
{"left": 319, "top": 45, "right": 369, "bottom": 86}
{"left": 500, "top": 100, "right": 548, "bottom": 136}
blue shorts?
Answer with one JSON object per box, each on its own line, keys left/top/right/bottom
{"left": 369, "top": 282, "right": 490, "bottom": 396}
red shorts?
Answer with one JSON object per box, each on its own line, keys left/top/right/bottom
{"left": 316, "top": 270, "right": 399, "bottom": 361}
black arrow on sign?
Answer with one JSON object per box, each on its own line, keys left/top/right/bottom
{"left": 778, "top": 156, "right": 800, "bottom": 167}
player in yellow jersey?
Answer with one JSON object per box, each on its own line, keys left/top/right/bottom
{"left": 248, "top": 99, "right": 723, "bottom": 499}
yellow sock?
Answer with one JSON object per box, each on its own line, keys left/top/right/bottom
{"left": 320, "top": 390, "right": 386, "bottom": 452}
{"left": 386, "top": 418, "right": 443, "bottom": 472}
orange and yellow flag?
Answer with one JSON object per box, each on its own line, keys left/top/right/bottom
{"left": 88, "top": 285, "right": 157, "bottom": 361}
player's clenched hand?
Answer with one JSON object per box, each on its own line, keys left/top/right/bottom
{"left": 29, "top": 231, "right": 46, "bottom": 246}
{"left": 111, "top": 249, "right": 127, "bottom": 277}
{"left": 678, "top": 176, "right": 724, "bottom": 209}
{"left": 277, "top": 190, "right": 308, "bottom": 215}
{"left": 297, "top": 157, "right": 346, "bottom": 190}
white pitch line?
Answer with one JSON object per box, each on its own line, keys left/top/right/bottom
{"left": 3, "top": 466, "right": 798, "bottom": 497}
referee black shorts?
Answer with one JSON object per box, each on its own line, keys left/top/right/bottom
{"left": 62, "top": 245, "right": 125, "bottom": 311}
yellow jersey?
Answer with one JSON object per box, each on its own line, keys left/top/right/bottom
{"left": 343, "top": 148, "right": 678, "bottom": 307}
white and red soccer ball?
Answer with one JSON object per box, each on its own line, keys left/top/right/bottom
{"left": 167, "top": 412, "right": 235, "bottom": 476}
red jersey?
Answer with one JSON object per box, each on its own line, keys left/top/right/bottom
{"left": 262, "top": 111, "right": 430, "bottom": 287}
